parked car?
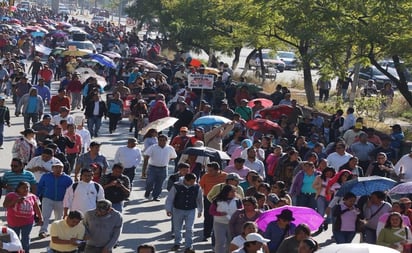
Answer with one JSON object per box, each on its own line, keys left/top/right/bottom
{"left": 91, "top": 16, "right": 107, "bottom": 25}
{"left": 357, "top": 65, "right": 399, "bottom": 90}
{"left": 249, "top": 49, "right": 286, "bottom": 72}
{"left": 277, "top": 51, "right": 298, "bottom": 70}
{"left": 58, "top": 7, "right": 70, "bottom": 15}
{"left": 66, "top": 40, "right": 96, "bottom": 52}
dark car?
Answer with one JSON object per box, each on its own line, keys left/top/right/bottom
{"left": 97, "top": 10, "right": 110, "bottom": 18}
{"left": 357, "top": 66, "right": 399, "bottom": 90}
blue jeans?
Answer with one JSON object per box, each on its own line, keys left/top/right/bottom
{"left": 0, "top": 123, "right": 4, "bottom": 146}
{"left": 10, "top": 223, "right": 33, "bottom": 253}
{"left": 173, "top": 208, "right": 196, "bottom": 248}
{"left": 296, "top": 193, "right": 317, "bottom": 210}
{"left": 145, "top": 165, "right": 167, "bottom": 199}
{"left": 87, "top": 116, "right": 102, "bottom": 137}
{"left": 316, "top": 195, "right": 330, "bottom": 223}
{"left": 23, "top": 113, "right": 39, "bottom": 129}
{"left": 333, "top": 230, "right": 356, "bottom": 244}
{"left": 112, "top": 201, "right": 124, "bottom": 213}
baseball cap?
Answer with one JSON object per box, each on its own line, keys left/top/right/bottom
{"left": 245, "top": 233, "right": 270, "bottom": 243}
{"left": 52, "top": 159, "right": 64, "bottom": 167}
{"left": 90, "top": 141, "right": 101, "bottom": 147}
{"left": 226, "top": 173, "right": 242, "bottom": 181}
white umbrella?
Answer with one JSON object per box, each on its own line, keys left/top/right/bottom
{"left": 75, "top": 67, "right": 107, "bottom": 88}
{"left": 140, "top": 117, "right": 178, "bottom": 135}
{"left": 317, "top": 243, "right": 399, "bottom": 253}
{"left": 389, "top": 181, "right": 412, "bottom": 195}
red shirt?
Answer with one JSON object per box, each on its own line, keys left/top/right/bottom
{"left": 67, "top": 80, "right": 82, "bottom": 93}
{"left": 50, "top": 95, "right": 71, "bottom": 114}
{"left": 39, "top": 68, "right": 53, "bottom": 82}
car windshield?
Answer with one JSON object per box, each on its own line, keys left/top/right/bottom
{"left": 372, "top": 67, "right": 398, "bottom": 77}
{"left": 278, "top": 52, "right": 295, "bottom": 58}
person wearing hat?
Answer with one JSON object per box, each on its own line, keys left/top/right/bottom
{"left": 235, "top": 98, "right": 253, "bottom": 121}
{"left": 232, "top": 232, "right": 270, "bottom": 253}
{"left": 51, "top": 106, "right": 74, "bottom": 126}
{"left": 174, "top": 64, "right": 187, "bottom": 80}
{"left": 170, "top": 126, "right": 191, "bottom": 170}
{"left": 363, "top": 79, "right": 378, "bottom": 97}
{"left": 49, "top": 210, "right": 85, "bottom": 253}
{"left": 74, "top": 141, "right": 109, "bottom": 182}
{"left": 50, "top": 88, "right": 71, "bottom": 116}
{"left": 113, "top": 80, "right": 130, "bottom": 100}
{"left": 16, "top": 87, "right": 44, "bottom": 129}
{"left": 264, "top": 209, "right": 296, "bottom": 252}
{"left": 12, "top": 128, "right": 38, "bottom": 165}
{"left": 224, "top": 157, "right": 251, "bottom": 180}
{"left": 114, "top": 138, "right": 142, "bottom": 190}
{"left": 0, "top": 96, "right": 10, "bottom": 149}
{"left": 83, "top": 199, "right": 123, "bottom": 253}
{"left": 34, "top": 78, "right": 51, "bottom": 105}
{"left": 207, "top": 172, "right": 245, "bottom": 203}
{"left": 37, "top": 159, "right": 73, "bottom": 238}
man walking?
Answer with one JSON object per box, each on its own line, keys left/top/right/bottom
{"left": 37, "top": 160, "right": 73, "bottom": 238}
{"left": 16, "top": 87, "right": 44, "bottom": 129}
{"left": 49, "top": 210, "right": 85, "bottom": 253}
{"left": 84, "top": 92, "right": 107, "bottom": 138}
{"left": 83, "top": 199, "right": 123, "bottom": 253}
{"left": 166, "top": 173, "right": 203, "bottom": 252}
{"left": 114, "top": 138, "right": 142, "bottom": 190}
{"left": 144, "top": 134, "right": 177, "bottom": 201}
{"left": 100, "top": 163, "right": 130, "bottom": 213}
{"left": 0, "top": 96, "right": 10, "bottom": 149}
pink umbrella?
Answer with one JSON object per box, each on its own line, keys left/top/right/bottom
{"left": 8, "top": 18, "right": 21, "bottom": 24}
{"left": 248, "top": 98, "right": 273, "bottom": 108}
{"left": 256, "top": 206, "right": 324, "bottom": 232}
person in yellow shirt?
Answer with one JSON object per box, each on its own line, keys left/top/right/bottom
{"left": 207, "top": 173, "right": 245, "bottom": 202}
{"left": 49, "top": 210, "right": 86, "bottom": 253}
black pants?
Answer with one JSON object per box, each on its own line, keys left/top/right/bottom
{"left": 66, "top": 153, "right": 78, "bottom": 175}
{"left": 319, "top": 88, "right": 330, "bottom": 101}
{"left": 203, "top": 198, "right": 213, "bottom": 238}
{"left": 108, "top": 113, "right": 122, "bottom": 132}
{"left": 124, "top": 166, "right": 136, "bottom": 190}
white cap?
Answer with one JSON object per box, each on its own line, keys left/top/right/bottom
{"left": 245, "top": 233, "right": 270, "bottom": 243}
{"left": 52, "top": 160, "right": 64, "bottom": 167}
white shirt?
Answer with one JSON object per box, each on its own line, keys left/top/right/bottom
{"left": 0, "top": 227, "right": 23, "bottom": 252}
{"left": 76, "top": 128, "right": 91, "bottom": 154}
{"left": 63, "top": 181, "right": 105, "bottom": 214}
{"left": 114, "top": 146, "right": 142, "bottom": 168}
{"left": 394, "top": 154, "right": 412, "bottom": 181}
{"left": 93, "top": 101, "right": 100, "bottom": 116}
{"left": 25, "top": 156, "right": 61, "bottom": 182}
{"left": 144, "top": 144, "right": 177, "bottom": 167}
{"left": 52, "top": 114, "right": 74, "bottom": 125}
{"left": 244, "top": 158, "right": 266, "bottom": 178}
{"left": 327, "top": 152, "right": 353, "bottom": 171}
{"left": 341, "top": 113, "right": 356, "bottom": 132}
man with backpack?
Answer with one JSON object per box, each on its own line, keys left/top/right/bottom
{"left": 63, "top": 168, "right": 105, "bottom": 217}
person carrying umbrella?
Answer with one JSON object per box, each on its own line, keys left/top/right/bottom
{"left": 263, "top": 209, "right": 296, "bottom": 253}
{"left": 204, "top": 121, "right": 235, "bottom": 151}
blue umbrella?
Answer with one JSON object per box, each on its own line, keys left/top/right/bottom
{"left": 31, "top": 31, "right": 45, "bottom": 37}
{"left": 336, "top": 176, "right": 397, "bottom": 197}
{"left": 192, "top": 115, "right": 231, "bottom": 127}
{"left": 88, "top": 54, "right": 116, "bottom": 69}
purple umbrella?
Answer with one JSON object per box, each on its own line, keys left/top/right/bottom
{"left": 256, "top": 206, "right": 324, "bottom": 232}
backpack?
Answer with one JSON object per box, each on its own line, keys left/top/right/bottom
{"left": 72, "top": 182, "right": 100, "bottom": 194}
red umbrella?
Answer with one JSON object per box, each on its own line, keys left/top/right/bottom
{"left": 8, "top": 18, "right": 21, "bottom": 24}
{"left": 258, "top": 105, "right": 294, "bottom": 120}
{"left": 248, "top": 98, "right": 273, "bottom": 108}
{"left": 190, "top": 58, "right": 202, "bottom": 67}
{"left": 246, "top": 119, "right": 284, "bottom": 136}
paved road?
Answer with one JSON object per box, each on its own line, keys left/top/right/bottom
{"left": 0, "top": 81, "right": 358, "bottom": 253}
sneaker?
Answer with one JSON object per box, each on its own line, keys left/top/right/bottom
{"left": 152, "top": 198, "right": 160, "bottom": 202}
{"left": 170, "top": 245, "right": 180, "bottom": 251}
{"left": 38, "top": 232, "right": 48, "bottom": 239}
{"left": 184, "top": 248, "right": 195, "bottom": 253}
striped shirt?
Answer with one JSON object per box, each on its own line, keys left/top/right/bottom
{"left": 2, "top": 170, "right": 37, "bottom": 193}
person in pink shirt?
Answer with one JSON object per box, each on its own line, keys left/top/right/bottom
{"left": 65, "top": 123, "right": 82, "bottom": 174}
{"left": 148, "top": 94, "right": 169, "bottom": 122}
{"left": 3, "top": 181, "right": 43, "bottom": 253}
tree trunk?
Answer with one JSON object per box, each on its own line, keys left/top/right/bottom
{"left": 232, "top": 47, "right": 241, "bottom": 71}
{"left": 302, "top": 60, "right": 315, "bottom": 107}
{"left": 258, "top": 48, "right": 266, "bottom": 82}
{"left": 349, "top": 62, "right": 360, "bottom": 107}
{"left": 240, "top": 48, "right": 257, "bottom": 77}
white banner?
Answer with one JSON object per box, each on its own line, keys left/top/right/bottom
{"left": 188, "top": 74, "right": 214, "bottom": 89}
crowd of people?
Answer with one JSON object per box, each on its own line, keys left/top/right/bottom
{"left": 0, "top": 4, "right": 410, "bottom": 253}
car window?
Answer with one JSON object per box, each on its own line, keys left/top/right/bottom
{"left": 278, "top": 52, "right": 295, "bottom": 58}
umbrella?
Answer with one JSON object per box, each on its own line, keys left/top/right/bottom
{"left": 56, "top": 21, "right": 72, "bottom": 28}
{"left": 51, "top": 47, "right": 66, "bottom": 56}
{"left": 31, "top": 31, "right": 45, "bottom": 37}
{"left": 246, "top": 119, "right": 283, "bottom": 135}
{"left": 25, "top": 26, "right": 48, "bottom": 33}
{"left": 140, "top": 117, "right": 178, "bottom": 135}
{"left": 47, "top": 30, "right": 67, "bottom": 38}
{"left": 8, "top": 18, "right": 21, "bottom": 24}
{"left": 335, "top": 176, "right": 397, "bottom": 197}
{"left": 316, "top": 243, "right": 399, "bottom": 253}
{"left": 192, "top": 115, "right": 231, "bottom": 127}
{"left": 204, "top": 67, "right": 220, "bottom": 76}
{"left": 388, "top": 181, "right": 412, "bottom": 195}
{"left": 61, "top": 49, "right": 90, "bottom": 57}
{"left": 76, "top": 67, "right": 107, "bottom": 88}
{"left": 190, "top": 58, "right": 202, "bottom": 67}
{"left": 102, "top": 51, "right": 121, "bottom": 59}
{"left": 136, "top": 60, "right": 158, "bottom": 70}
{"left": 89, "top": 54, "right": 116, "bottom": 69}
{"left": 248, "top": 98, "right": 273, "bottom": 108}
{"left": 183, "top": 147, "right": 231, "bottom": 161}
{"left": 259, "top": 105, "right": 294, "bottom": 119}
{"left": 256, "top": 206, "right": 324, "bottom": 232}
